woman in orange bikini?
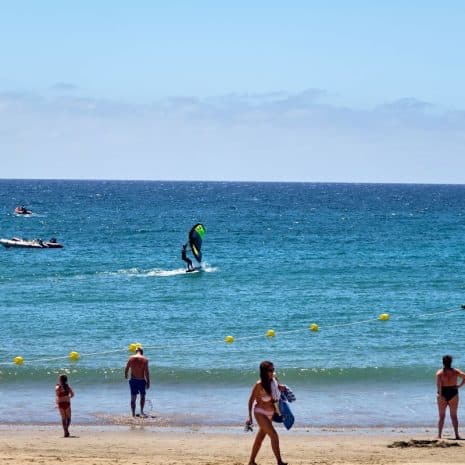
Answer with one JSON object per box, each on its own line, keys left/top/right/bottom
{"left": 55, "top": 374, "right": 74, "bottom": 437}
{"left": 436, "top": 355, "right": 465, "bottom": 439}
{"left": 246, "top": 360, "right": 287, "bottom": 465}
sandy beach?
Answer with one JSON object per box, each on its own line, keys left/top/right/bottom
{"left": 1, "top": 425, "right": 464, "bottom": 465}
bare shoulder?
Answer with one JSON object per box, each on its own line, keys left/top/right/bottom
{"left": 129, "top": 355, "right": 148, "bottom": 365}
{"left": 436, "top": 369, "right": 443, "bottom": 376}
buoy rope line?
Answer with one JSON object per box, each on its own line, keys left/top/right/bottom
{"left": 1, "top": 306, "right": 463, "bottom": 366}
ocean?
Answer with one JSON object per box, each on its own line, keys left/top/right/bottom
{"left": 1, "top": 180, "right": 465, "bottom": 428}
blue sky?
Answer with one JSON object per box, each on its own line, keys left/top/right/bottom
{"left": 1, "top": 1, "right": 465, "bottom": 182}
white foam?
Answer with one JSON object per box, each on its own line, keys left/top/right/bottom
{"left": 149, "top": 264, "right": 218, "bottom": 277}
{"left": 148, "top": 268, "right": 188, "bottom": 277}
{"left": 199, "top": 263, "right": 217, "bottom": 273}
{"left": 97, "top": 265, "right": 217, "bottom": 278}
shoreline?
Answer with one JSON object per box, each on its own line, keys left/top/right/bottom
{"left": 1, "top": 424, "right": 464, "bottom": 465}
{"left": 0, "top": 423, "right": 440, "bottom": 434}
{"left": 0, "top": 419, "right": 441, "bottom": 432}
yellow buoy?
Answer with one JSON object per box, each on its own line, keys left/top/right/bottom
{"left": 69, "top": 351, "right": 80, "bottom": 361}
{"left": 310, "top": 323, "right": 319, "bottom": 332}
{"left": 266, "top": 329, "right": 276, "bottom": 337}
{"left": 225, "top": 335, "right": 234, "bottom": 343}
{"left": 13, "top": 356, "right": 24, "bottom": 365}
{"left": 128, "top": 342, "right": 143, "bottom": 352}
{"left": 378, "top": 313, "right": 390, "bottom": 321}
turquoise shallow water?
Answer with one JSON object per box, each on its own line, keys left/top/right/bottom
{"left": 1, "top": 180, "right": 465, "bottom": 426}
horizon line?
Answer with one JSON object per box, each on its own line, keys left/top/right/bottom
{"left": 1, "top": 177, "right": 465, "bottom": 187}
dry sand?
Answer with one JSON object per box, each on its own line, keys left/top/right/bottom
{"left": 1, "top": 425, "right": 464, "bottom": 465}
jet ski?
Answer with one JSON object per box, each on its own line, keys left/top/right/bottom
{"left": 0, "top": 237, "right": 63, "bottom": 249}
{"left": 14, "top": 206, "right": 32, "bottom": 215}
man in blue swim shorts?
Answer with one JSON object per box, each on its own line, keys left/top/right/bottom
{"left": 124, "top": 347, "right": 150, "bottom": 417}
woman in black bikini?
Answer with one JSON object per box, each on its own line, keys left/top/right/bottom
{"left": 436, "top": 354, "right": 465, "bottom": 439}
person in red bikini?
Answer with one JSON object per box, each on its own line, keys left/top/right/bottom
{"left": 246, "top": 360, "right": 287, "bottom": 465}
{"left": 55, "top": 374, "right": 74, "bottom": 437}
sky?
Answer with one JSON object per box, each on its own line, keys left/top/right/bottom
{"left": 1, "top": 1, "right": 465, "bottom": 183}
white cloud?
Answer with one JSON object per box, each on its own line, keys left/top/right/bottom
{"left": 49, "top": 82, "right": 79, "bottom": 92}
{"left": 0, "top": 90, "right": 464, "bottom": 183}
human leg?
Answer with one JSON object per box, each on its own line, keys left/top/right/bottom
{"left": 130, "top": 394, "right": 137, "bottom": 417}
{"left": 248, "top": 427, "right": 266, "bottom": 465}
{"left": 248, "top": 410, "right": 271, "bottom": 464}
{"left": 437, "top": 395, "right": 447, "bottom": 438}
{"left": 61, "top": 418, "right": 69, "bottom": 436}
{"left": 449, "top": 396, "right": 462, "bottom": 439}
{"left": 182, "top": 256, "right": 193, "bottom": 270}
{"left": 140, "top": 394, "right": 146, "bottom": 415}
{"left": 254, "top": 411, "right": 286, "bottom": 465}
{"left": 59, "top": 407, "right": 70, "bottom": 437}
{"left": 129, "top": 379, "right": 141, "bottom": 416}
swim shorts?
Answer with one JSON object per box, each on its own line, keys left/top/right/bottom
{"left": 129, "top": 378, "right": 146, "bottom": 396}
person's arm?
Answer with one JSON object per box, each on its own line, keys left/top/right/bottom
{"left": 436, "top": 371, "right": 442, "bottom": 396}
{"left": 456, "top": 369, "right": 465, "bottom": 388}
{"left": 69, "top": 386, "right": 74, "bottom": 399}
{"left": 124, "top": 359, "right": 131, "bottom": 379}
{"left": 145, "top": 360, "right": 150, "bottom": 389}
{"left": 247, "top": 384, "right": 257, "bottom": 424}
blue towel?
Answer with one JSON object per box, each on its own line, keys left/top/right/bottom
{"left": 282, "top": 386, "right": 296, "bottom": 403}
{"left": 272, "top": 398, "right": 295, "bottom": 430}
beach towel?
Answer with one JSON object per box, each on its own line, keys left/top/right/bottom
{"left": 271, "top": 378, "right": 280, "bottom": 401}
{"left": 282, "top": 386, "right": 296, "bottom": 402}
{"left": 272, "top": 398, "right": 295, "bottom": 430}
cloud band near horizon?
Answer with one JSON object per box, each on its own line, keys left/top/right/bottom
{"left": 1, "top": 89, "right": 464, "bottom": 183}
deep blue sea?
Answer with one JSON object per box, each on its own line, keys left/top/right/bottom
{"left": 1, "top": 180, "right": 465, "bottom": 428}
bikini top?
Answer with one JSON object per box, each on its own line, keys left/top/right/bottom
{"left": 56, "top": 384, "right": 73, "bottom": 402}
{"left": 258, "top": 385, "right": 274, "bottom": 403}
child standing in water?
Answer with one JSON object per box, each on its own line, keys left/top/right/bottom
{"left": 55, "top": 374, "right": 74, "bottom": 437}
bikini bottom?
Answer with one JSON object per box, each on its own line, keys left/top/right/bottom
{"left": 254, "top": 407, "right": 274, "bottom": 420}
{"left": 442, "top": 386, "right": 458, "bottom": 402}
